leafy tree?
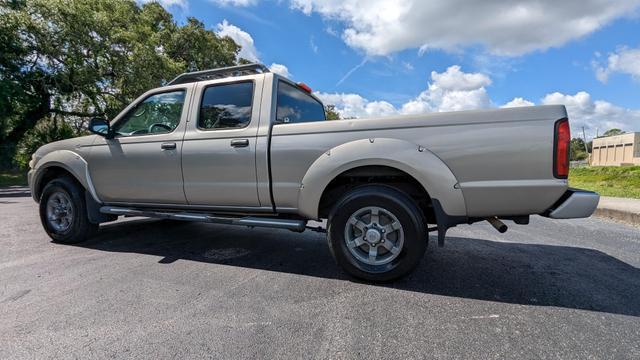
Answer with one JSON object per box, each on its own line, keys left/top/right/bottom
{"left": 0, "top": 0, "right": 242, "bottom": 169}
{"left": 602, "top": 128, "right": 625, "bottom": 137}
{"left": 325, "top": 105, "right": 341, "bottom": 120}
{"left": 570, "top": 138, "right": 589, "bottom": 161}
{"left": 14, "top": 117, "right": 76, "bottom": 169}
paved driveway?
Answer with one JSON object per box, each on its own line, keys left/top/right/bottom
{"left": 1, "top": 188, "right": 639, "bottom": 359}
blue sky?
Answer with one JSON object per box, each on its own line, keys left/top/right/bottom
{"left": 150, "top": 0, "right": 640, "bottom": 137}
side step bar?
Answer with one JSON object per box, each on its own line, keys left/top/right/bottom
{"left": 99, "top": 206, "right": 307, "bottom": 232}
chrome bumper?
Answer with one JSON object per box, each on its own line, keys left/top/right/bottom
{"left": 544, "top": 189, "right": 600, "bottom": 219}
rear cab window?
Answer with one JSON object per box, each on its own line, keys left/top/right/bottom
{"left": 276, "top": 80, "right": 325, "bottom": 124}
{"left": 199, "top": 81, "right": 254, "bottom": 130}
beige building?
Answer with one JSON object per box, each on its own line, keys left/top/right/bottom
{"left": 591, "top": 132, "right": 640, "bottom": 166}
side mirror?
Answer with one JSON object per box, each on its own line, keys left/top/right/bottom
{"left": 88, "top": 118, "right": 114, "bottom": 139}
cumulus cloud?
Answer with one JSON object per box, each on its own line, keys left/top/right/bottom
{"left": 215, "top": 21, "right": 293, "bottom": 79}
{"left": 316, "top": 93, "right": 396, "bottom": 118}
{"left": 289, "top": 0, "right": 640, "bottom": 56}
{"left": 269, "top": 63, "right": 292, "bottom": 77}
{"left": 318, "top": 65, "right": 492, "bottom": 117}
{"left": 216, "top": 20, "right": 260, "bottom": 62}
{"left": 401, "top": 66, "right": 492, "bottom": 113}
{"left": 594, "top": 46, "right": 640, "bottom": 83}
{"left": 318, "top": 66, "right": 639, "bottom": 133}
{"left": 501, "top": 97, "right": 535, "bottom": 108}
{"left": 541, "top": 91, "right": 640, "bottom": 132}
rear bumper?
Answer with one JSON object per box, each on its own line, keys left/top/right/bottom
{"left": 543, "top": 188, "right": 600, "bottom": 219}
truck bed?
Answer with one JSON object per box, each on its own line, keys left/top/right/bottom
{"left": 270, "top": 105, "right": 568, "bottom": 218}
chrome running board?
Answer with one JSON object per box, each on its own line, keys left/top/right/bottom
{"left": 99, "top": 206, "right": 307, "bottom": 232}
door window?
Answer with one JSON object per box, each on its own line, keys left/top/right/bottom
{"left": 199, "top": 81, "right": 254, "bottom": 130}
{"left": 276, "top": 81, "right": 326, "bottom": 124}
{"left": 112, "top": 90, "right": 186, "bottom": 137}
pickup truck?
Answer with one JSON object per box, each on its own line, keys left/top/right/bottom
{"left": 28, "top": 63, "right": 600, "bottom": 281}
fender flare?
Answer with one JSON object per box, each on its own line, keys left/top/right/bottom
{"left": 296, "top": 138, "right": 467, "bottom": 220}
{"left": 32, "top": 150, "right": 101, "bottom": 204}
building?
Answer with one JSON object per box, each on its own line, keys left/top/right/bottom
{"left": 591, "top": 132, "right": 640, "bottom": 166}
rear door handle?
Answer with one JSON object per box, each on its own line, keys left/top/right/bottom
{"left": 161, "top": 142, "right": 177, "bottom": 150}
{"left": 230, "top": 139, "right": 249, "bottom": 148}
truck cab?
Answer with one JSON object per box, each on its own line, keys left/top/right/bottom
{"left": 87, "top": 65, "right": 323, "bottom": 211}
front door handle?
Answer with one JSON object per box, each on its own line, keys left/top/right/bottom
{"left": 230, "top": 139, "right": 249, "bottom": 148}
{"left": 161, "top": 142, "right": 177, "bottom": 150}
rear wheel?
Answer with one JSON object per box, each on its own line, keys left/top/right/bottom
{"left": 327, "top": 185, "right": 428, "bottom": 282}
{"left": 39, "top": 177, "right": 98, "bottom": 244}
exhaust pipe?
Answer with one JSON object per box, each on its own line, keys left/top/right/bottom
{"left": 486, "top": 217, "right": 508, "bottom": 233}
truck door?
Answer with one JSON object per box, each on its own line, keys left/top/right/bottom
{"left": 181, "top": 77, "right": 263, "bottom": 208}
{"left": 89, "top": 86, "right": 191, "bottom": 204}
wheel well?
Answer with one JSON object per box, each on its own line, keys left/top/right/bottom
{"left": 34, "top": 166, "right": 82, "bottom": 201}
{"left": 317, "top": 165, "right": 434, "bottom": 222}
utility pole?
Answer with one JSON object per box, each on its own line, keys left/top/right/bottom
{"left": 582, "top": 126, "right": 590, "bottom": 165}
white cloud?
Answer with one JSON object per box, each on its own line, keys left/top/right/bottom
{"left": 289, "top": 0, "right": 640, "bottom": 56}
{"left": 315, "top": 93, "right": 397, "bottom": 118}
{"left": 310, "top": 36, "right": 319, "bottom": 53}
{"left": 418, "top": 44, "right": 429, "bottom": 57}
{"left": 138, "top": 0, "right": 187, "bottom": 9}
{"left": 401, "top": 66, "right": 492, "bottom": 113}
{"left": 216, "top": 21, "right": 294, "bottom": 79}
{"left": 319, "top": 65, "right": 492, "bottom": 117}
{"left": 594, "top": 46, "right": 640, "bottom": 83}
{"left": 429, "top": 65, "right": 491, "bottom": 91}
{"left": 269, "top": 63, "right": 292, "bottom": 78}
{"left": 317, "top": 65, "right": 639, "bottom": 133}
{"left": 501, "top": 97, "right": 535, "bottom": 108}
{"left": 216, "top": 20, "right": 260, "bottom": 62}
{"left": 211, "top": 0, "right": 258, "bottom": 6}
{"left": 541, "top": 91, "right": 640, "bottom": 132}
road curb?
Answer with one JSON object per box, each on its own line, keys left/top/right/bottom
{"left": 594, "top": 207, "right": 640, "bottom": 225}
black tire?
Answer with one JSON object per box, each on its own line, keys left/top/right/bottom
{"left": 39, "top": 176, "right": 98, "bottom": 244}
{"left": 327, "top": 185, "right": 428, "bottom": 282}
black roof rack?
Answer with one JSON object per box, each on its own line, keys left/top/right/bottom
{"left": 166, "top": 63, "right": 270, "bottom": 86}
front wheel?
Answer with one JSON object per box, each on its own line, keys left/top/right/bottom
{"left": 39, "top": 176, "right": 98, "bottom": 244}
{"left": 327, "top": 185, "right": 428, "bottom": 282}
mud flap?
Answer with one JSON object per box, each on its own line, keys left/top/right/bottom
{"left": 85, "top": 192, "right": 116, "bottom": 224}
{"left": 431, "top": 199, "right": 468, "bottom": 247}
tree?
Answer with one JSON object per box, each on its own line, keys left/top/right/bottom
{"left": 0, "top": 0, "right": 242, "bottom": 169}
{"left": 325, "top": 105, "right": 341, "bottom": 120}
{"left": 602, "top": 128, "right": 625, "bottom": 137}
{"left": 570, "top": 138, "right": 588, "bottom": 161}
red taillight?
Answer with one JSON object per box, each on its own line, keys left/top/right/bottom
{"left": 297, "top": 82, "right": 312, "bottom": 93}
{"left": 554, "top": 118, "right": 570, "bottom": 178}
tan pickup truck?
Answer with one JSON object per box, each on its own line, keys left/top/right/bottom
{"left": 28, "top": 64, "right": 599, "bottom": 281}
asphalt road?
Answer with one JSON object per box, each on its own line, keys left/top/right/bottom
{"left": 1, "top": 186, "right": 640, "bottom": 359}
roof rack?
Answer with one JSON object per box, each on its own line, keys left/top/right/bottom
{"left": 166, "top": 63, "right": 270, "bottom": 86}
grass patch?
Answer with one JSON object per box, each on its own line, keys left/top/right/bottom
{"left": 570, "top": 166, "right": 640, "bottom": 199}
{"left": 0, "top": 171, "right": 28, "bottom": 187}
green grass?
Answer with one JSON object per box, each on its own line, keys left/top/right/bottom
{"left": 0, "top": 171, "right": 28, "bottom": 187}
{"left": 570, "top": 166, "right": 640, "bottom": 199}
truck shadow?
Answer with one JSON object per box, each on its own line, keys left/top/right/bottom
{"left": 77, "top": 218, "right": 640, "bottom": 317}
